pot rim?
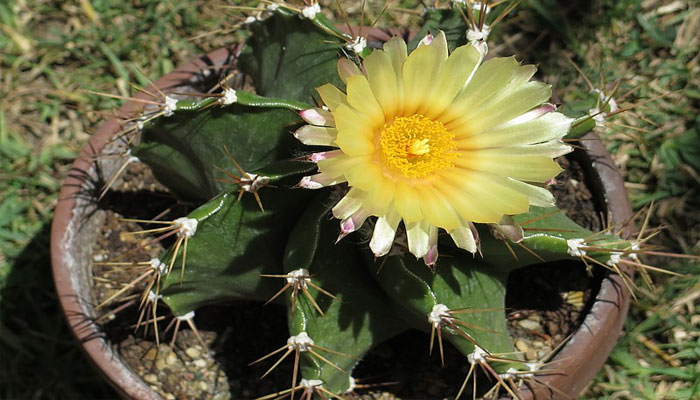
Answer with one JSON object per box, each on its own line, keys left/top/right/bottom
{"left": 50, "top": 43, "right": 633, "bottom": 400}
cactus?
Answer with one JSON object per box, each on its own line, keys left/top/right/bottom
{"left": 103, "top": 2, "right": 647, "bottom": 398}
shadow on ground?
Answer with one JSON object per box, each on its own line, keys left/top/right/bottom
{"left": 0, "top": 223, "right": 117, "bottom": 399}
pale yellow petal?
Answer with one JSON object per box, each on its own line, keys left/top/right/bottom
{"left": 345, "top": 74, "right": 385, "bottom": 127}
{"left": 394, "top": 181, "right": 423, "bottom": 222}
{"left": 383, "top": 37, "right": 407, "bottom": 115}
{"left": 316, "top": 83, "right": 346, "bottom": 111}
{"left": 335, "top": 128, "right": 375, "bottom": 156}
{"left": 439, "top": 57, "right": 520, "bottom": 124}
{"left": 444, "top": 170, "right": 531, "bottom": 215}
{"left": 429, "top": 31, "right": 448, "bottom": 62}
{"left": 514, "top": 141, "right": 572, "bottom": 157}
{"left": 450, "top": 224, "right": 477, "bottom": 253}
{"left": 383, "top": 36, "right": 407, "bottom": 75}
{"left": 317, "top": 155, "right": 369, "bottom": 180}
{"left": 332, "top": 104, "right": 374, "bottom": 141}
{"left": 370, "top": 208, "right": 401, "bottom": 257}
{"left": 363, "top": 49, "right": 399, "bottom": 119}
{"left": 332, "top": 188, "right": 365, "bottom": 219}
{"left": 293, "top": 125, "right": 337, "bottom": 146}
{"left": 458, "top": 112, "right": 572, "bottom": 148}
{"left": 361, "top": 177, "right": 396, "bottom": 216}
{"left": 345, "top": 161, "right": 384, "bottom": 194}
{"left": 406, "top": 220, "right": 431, "bottom": 258}
{"left": 455, "top": 149, "right": 564, "bottom": 182}
{"left": 451, "top": 82, "right": 552, "bottom": 134}
{"left": 435, "top": 178, "right": 503, "bottom": 223}
{"left": 423, "top": 44, "right": 482, "bottom": 119}
{"left": 416, "top": 185, "right": 461, "bottom": 230}
{"left": 402, "top": 44, "right": 442, "bottom": 116}
{"left": 475, "top": 64, "right": 537, "bottom": 109}
{"left": 502, "top": 178, "right": 556, "bottom": 207}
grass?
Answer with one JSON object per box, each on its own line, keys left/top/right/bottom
{"left": 0, "top": 0, "right": 697, "bottom": 399}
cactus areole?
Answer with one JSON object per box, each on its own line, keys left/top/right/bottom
{"left": 52, "top": 4, "right": 638, "bottom": 400}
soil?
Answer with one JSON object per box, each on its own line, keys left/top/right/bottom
{"left": 91, "top": 152, "right": 606, "bottom": 400}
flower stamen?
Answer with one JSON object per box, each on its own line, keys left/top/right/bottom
{"left": 379, "top": 115, "right": 457, "bottom": 178}
{"left": 408, "top": 138, "right": 431, "bottom": 157}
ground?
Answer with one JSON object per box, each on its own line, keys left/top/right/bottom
{"left": 0, "top": 0, "right": 698, "bottom": 399}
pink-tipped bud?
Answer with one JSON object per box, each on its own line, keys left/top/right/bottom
{"left": 423, "top": 244, "right": 439, "bottom": 266}
{"left": 491, "top": 216, "right": 524, "bottom": 243}
{"left": 507, "top": 103, "right": 556, "bottom": 126}
{"left": 298, "top": 176, "right": 324, "bottom": 189}
{"left": 297, "top": 173, "right": 338, "bottom": 190}
{"left": 308, "top": 150, "right": 341, "bottom": 163}
{"left": 337, "top": 58, "right": 362, "bottom": 84}
{"left": 337, "top": 208, "right": 369, "bottom": 243}
{"left": 299, "top": 108, "right": 332, "bottom": 126}
{"left": 418, "top": 33, "right": 434, "bottom": 47}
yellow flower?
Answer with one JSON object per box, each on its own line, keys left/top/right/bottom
{"left": 296, "top": 33, "right": 572, "bottom": 265}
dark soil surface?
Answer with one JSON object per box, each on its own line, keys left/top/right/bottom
{"left": 91, "top": 152, "right": 606, "bottom": 400}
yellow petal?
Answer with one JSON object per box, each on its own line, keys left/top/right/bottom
{"left": 416, "top": 185, "right": 461, "bottom": 230}
{"left": 383, "top": 36, "right": 407, "bottom": 76}
{"left": 458, "top": 112, "right": 572, "bottom": 148}
{"left": 424, "top": 44, "right": 482, "bottom": 119}
{"left": 455, "top": 149, "right": 564, "bottom": 182}
{"left": 332, "top": 104, "right": 374, "bottom": 141}
{"left": 316, "top": 84, "right": 346, "bottom": 111}
{"left": 317, "top": 155, "right": 368, "bottom": 180}
{"left": 363, "top": 179, "right": 396, "bottom": 217}
{"left": 428, "top": 31, "right": 448, "bottom": 62}
{"left": 335, "top": 128, "right": 375, "bottom": 156}
{"left": 402, "top": 43, "right": 442, "bottom": 116}
{"left": 435, "top": 178, "right": 503, "bottom": 223}
{"left": 444, "top": 170, "right": 532, "bottom": 215}
{"left": 439, "top": 57, "right": 520, "bottom": 124}
{"left": 345, "top": 161, "right": 384, "bottom": 193}
{"left": 363, "top": 49, "right": 399, "bottom": 119}
{"left": 447, "top": 64, "right": 542, "bottom": 135}
{"left": 345, "top": 74, "right": 385, "bottom": 127}
{"left": 394, "top": 181, "right": 423, "bottom": 222}
{"left": 453, "top": 82, "right": 552, "bottom": 134}
{"left": 383, "top": 37, "right": 407, "bottom": 114}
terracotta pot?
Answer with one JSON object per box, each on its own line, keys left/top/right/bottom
{"left": 51, "top": 44, "right": 633, "bottom": 400}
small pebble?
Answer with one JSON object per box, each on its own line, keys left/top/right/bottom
{"left": 166, "top": 350, "right": 178, "bottom": 366}
{"left": 193, "top": 359, "right": 207, "bottom": 368}
{"left": 515, "top": 339, "right": 529, "bottom": 352}
{"left": 185, "top": 347, "right": 201, "bottom": 358}
{"left": 144, "top": 374, "right": 158, "bottom": 384}
{"left": 517, "top": 318, "right": 541, "bottom": 331}
{"left": 144, "top": 348, "right": 157, "bottom": 361}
